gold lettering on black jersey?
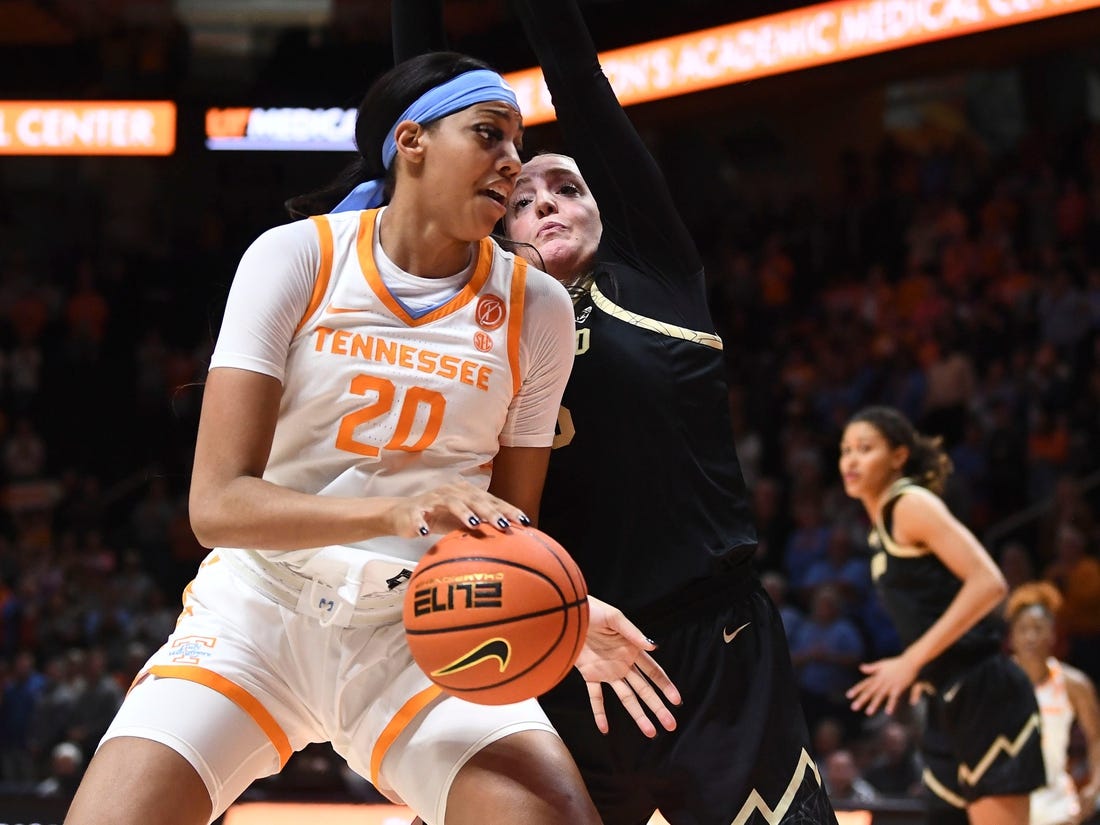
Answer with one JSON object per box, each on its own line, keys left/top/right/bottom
{"left": 575, "top": 328, "right": 590, "bottom": 355}
{"left": 871, "top": 551, "right": 886, "bottom": 581}
{"left": 553, "top": 405, "right": 575, "bottom": 449}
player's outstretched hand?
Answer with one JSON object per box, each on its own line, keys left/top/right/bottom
{"left": 394, "top": 480, "right": 531, "bottom": 537}
{"left": 574, "top": 595, "right": 682, "bottom": 737}
{"left": 846, "top": 653, "right": 922, "bottom": 716}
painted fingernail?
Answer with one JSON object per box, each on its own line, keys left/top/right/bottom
{"left": 645, "top": 637, "right": 656, "bottom": 646}
{"left": 418, "top": 526, "right": 429, "bottom": 536}
{"left": 519, "top": 514, "right": 532, "bottom": 526}
{"left": 468, "top": 516, "right": 481, "bottom": 526}
{"left": 497, "top": 517, "right": 510, "bottom": 529}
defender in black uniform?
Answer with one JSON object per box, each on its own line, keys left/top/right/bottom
{"left": 840, "top": 406, "right": 1044, "bottom": 825}
{"left": 395, "top": 2, "right": 836, "bottom": 823}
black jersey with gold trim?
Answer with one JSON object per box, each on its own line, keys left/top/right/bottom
{"left": 501, "top": 0, "right": 760, "bottom": 614}
{"left": 391, "top": 0, "right": 758, "bottom": 614}
{"left": 394, "top": 4, "right": 835, "bottom": 823}
{"left": 870, "top": 483, "right": 1002, "bottom": 686}
{"left": 539, "top": 261, "right": 756, "bottom": 614}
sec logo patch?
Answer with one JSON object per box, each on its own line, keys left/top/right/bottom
{"left": 474, "top": 331, "right": 494, "bottom": 352}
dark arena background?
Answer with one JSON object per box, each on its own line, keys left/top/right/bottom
{"left": 1, "top": 1, "right": 1099, "bottom": 823}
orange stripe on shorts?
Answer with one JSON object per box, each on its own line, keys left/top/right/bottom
{"left": 370, "top": 685, "right": 443, "bottom": 787}
{"left": 147, "top": 664, "right": 293, "bottom": 767}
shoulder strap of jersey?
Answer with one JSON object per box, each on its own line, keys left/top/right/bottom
{"left": 506, "top": 254, "right": 527, "bottom": 396}
{"left": 873, "top": 477, "right": 933, "bottom": 558}
{"left": 294, "top": 214, "right": 336, "bottom": 334}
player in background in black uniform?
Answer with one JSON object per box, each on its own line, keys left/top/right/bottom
{"left": 394, "top": 2, "right": 838, "bottom": 823}
{"left": 839, "top": 405, "right": 1045, "bottom": 825}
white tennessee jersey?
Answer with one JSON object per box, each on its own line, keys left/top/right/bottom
{"left": 208, "top": 207, "right": 573, "bottom": 586}
{"left": 1031, "top": 658, "right": 1081, "bottom": 825}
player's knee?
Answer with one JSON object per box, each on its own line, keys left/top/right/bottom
{"left": 66, "top": 737, "right": 212, "bottom": 825}
{"left": 447, "top": 731, "right": 598, "bottom": 824}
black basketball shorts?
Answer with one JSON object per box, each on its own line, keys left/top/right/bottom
{"left": 538, "top": 564, "right": 838, "bottom": 825}
{"left": 920, "top": 652, "right": 1045, "bottom": 810}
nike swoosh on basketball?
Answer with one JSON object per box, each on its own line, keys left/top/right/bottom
{"left": 723, "top": 622, "right": 751, "bottom": 644}
{"left": 431, "top": 638, "right": 511, "bottom": 676}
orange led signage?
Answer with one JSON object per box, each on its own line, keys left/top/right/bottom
{"left": 504, "top": 0, "right": 1100, "bottom": 125}
{"left": 0, "top": 101, "right": 176, "bottom": 155}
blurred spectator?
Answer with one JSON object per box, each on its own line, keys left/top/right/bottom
{"left": 0, "top": 651, "right": 46, "bottom": 782}
{"left": 863, "top": 721, "right": 923, "bottom": 798}
{"left": 812, "top": 716, "right": 847, "bottom": 782}
{"left": 128, "top": 477, "right": 176, "bottom": 585}
{"left": 997, "top": 541, "right": 1037, "bottom": 593}
{"left": 751, "top": 476, "right": 790, "bottom": 572}
{"left": 983, "top": 400, "right": 1029, "bottom": 518}
{"left": 6, "top": 330, "right": 44, "bottom": 415}
{"left": 7, "top": 286, "right": 50, "bottom": 351}
{"left": 35, "top": 741, "right": 83, "bottom": 799}
{"left": 113, "top": 551, "right": 156, "bottom": 613}
{"left": 1037, "top": 266, "right": 1091, "bottom": 358}
{"left": 1036, "top": 475, "right": 1098, "bottom": 565}
{"left": 876, "top": 342, "right": 927, "bottom": 425}
{"left": 858, "top": 589, "right": 904, "bottom": 660}
{"left": 758, "top": 233, "right": 795, "bottom": 314}
{"left": 946, "top": 417, "right": 989, "bottom": 527}
{"left": 1043, "top": 524, "right": 1100, "bottom": 684}
{"left": 760, "top": 570, "right": 804, "bottom": 639}
{"left": 1056, "top": 179, "right": 1088, "bottom": 242}
{"left": 824, "top": 749, "right": 880, "bottom": 804}
{"left": 52, "top": 472, "right": 106, "bottom": 537}
{"left": 24, "top": 653, "right": 78, "bottom": 777}
{"left": 789, "top": 585, "right": 864, "bottom": 733}
{"left": 784, "top": 497, "right": 832, "bottom": 590}
{"left": 799, "top": 528, "right": 872, "bottom": 614}
{"left": 63, "top": 648, "right": 122, "bottom": 758}
{"left": 1027, "top": 344, "right": 1074, "bottom": 426}
{"left": 64, "top": 260, "right": 110, "bottom": 355}
{"left": 126, "top": 588, "right": 175, "bottom": 651}
{"left": 920, "top": 332, "right": 977, "bottom": 448}
{"left": 3, "top": 417, "right": 46, "bottom": 481}
{"left": 1027, "top": 408, "right": 1070, "bottom": 503}
{"left": 1088, "top": 268, "right": 1100, "bottom": 328}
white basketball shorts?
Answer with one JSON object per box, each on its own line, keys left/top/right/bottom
{"left": 102, "top": 552, "right": 557, "bottom": 824}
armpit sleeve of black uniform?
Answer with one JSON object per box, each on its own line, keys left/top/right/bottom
{"left": 392, "top": 0, "right": 447, "bottom": 63}
{"left": 510, "top": 0, "right": 702, "bottom": 283}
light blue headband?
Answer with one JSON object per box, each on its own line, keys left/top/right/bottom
{"left": 331, "top": 68, "right": 520, "bottom": 213}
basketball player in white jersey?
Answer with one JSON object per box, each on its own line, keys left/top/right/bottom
{"left": 1007, "top": 581, "right": 1100, "bottom": 825}
{"left": 63, "top": 52, "right": 678, "bottom": 825}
